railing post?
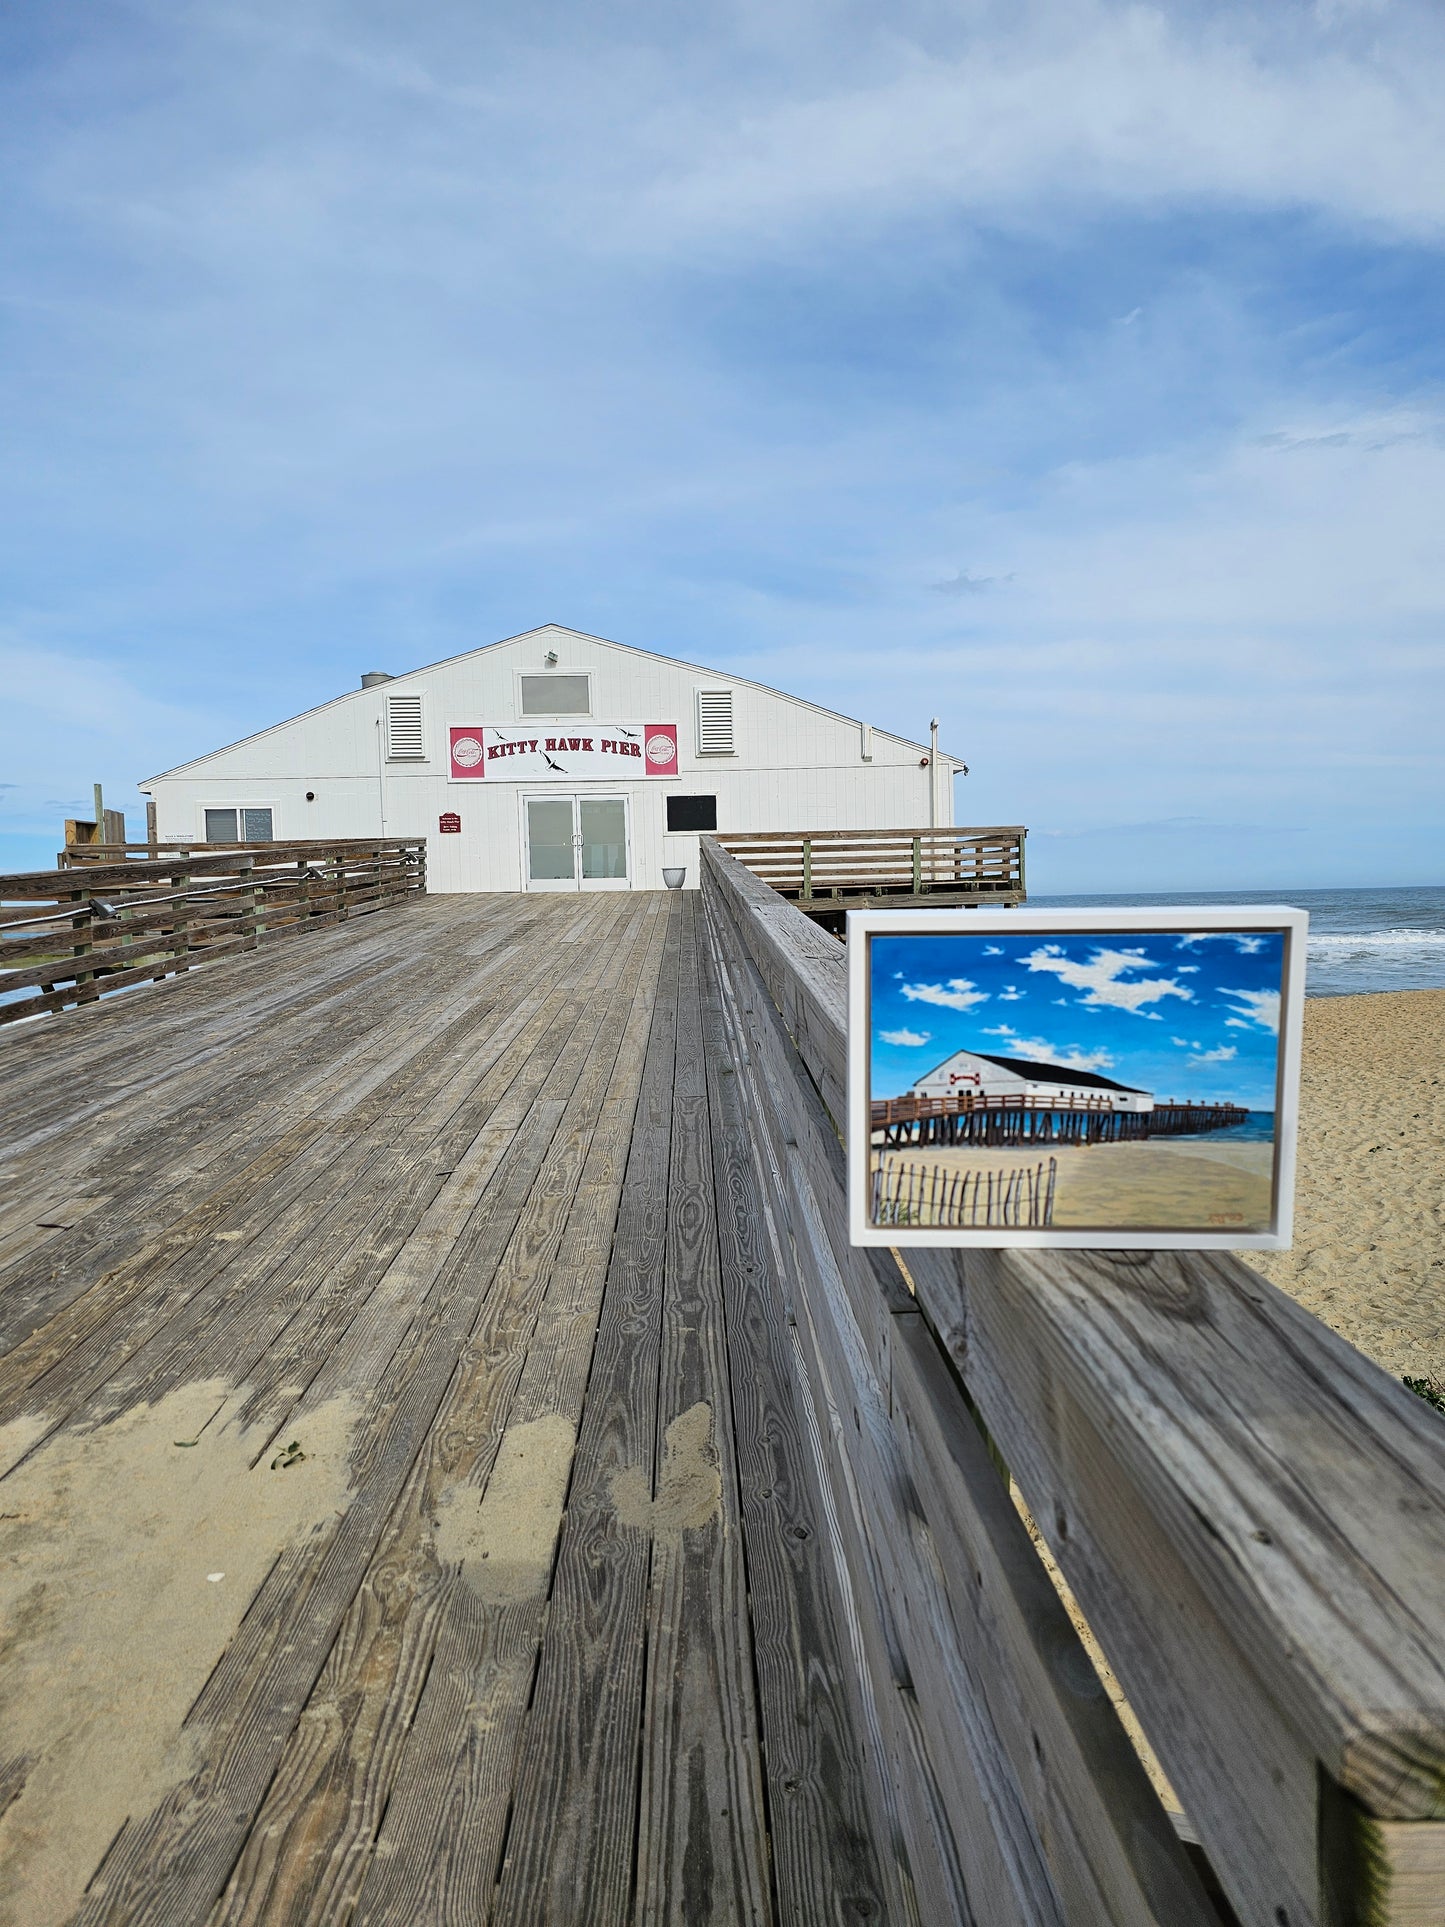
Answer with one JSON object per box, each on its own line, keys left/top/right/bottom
{"left": 68, "top": 888, "right": 96, "bottom": 1007}
{"left": 173, "top": 864, "right": 193, "bottom": 976}
{"left": 238, "top": 855, "right": 257, "bottom": 951}
{"left": 801, "top": 837, "right": 813, "bottom": 900}
{"left": 912, "top": 836, "right": 922, "bottom": 895}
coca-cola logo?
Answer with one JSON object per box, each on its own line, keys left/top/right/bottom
{"left": 646, "top": 732, "right": 675, "bottom": 764}
{"left": 452, "top": 735, "right": 484, "bottom": 768}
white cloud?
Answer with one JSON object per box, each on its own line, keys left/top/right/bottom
{"left": 998, "top": 984, "right": 1025, "bottom": 1001}
{"left": 900, "top": 977, "right": 990, "bottom": 1011}
{"left": 983, "top": 1024, "right": 1116, "bottom": 1073}
{"left": 1188, "top": 1043, "right": 1238, "bottom": 1065}
{"left": 880, "top": 1026, "right": 931, "bottom": 1047}
{"left": 1177, "top": 932, "right": 1268, "bottom": 954}
{"left": 646, "top": 7, "right": 1445, "bottom": 249}
{"left": 0, "top": 637, "right": 211, "bottom": 741}
{"left": 983, "top": 944, "right": 1003, "bottom": 955}
{"left": 1221, "top": 987, "right": 1281, "bottom": 1033}
{"left": 1018, "top": 944, "right": 1194, "bottom": 1014}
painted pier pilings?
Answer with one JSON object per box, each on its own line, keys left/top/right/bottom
{"left": 870, "top": 1093, "right": 1250, "bottom": 1150}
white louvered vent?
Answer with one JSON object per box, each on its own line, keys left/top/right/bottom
{"left": 385, "top": 693, "right": 426, "bottom": 760}
{"left": 695, "top": 688, "right": 735, "bottom": 756}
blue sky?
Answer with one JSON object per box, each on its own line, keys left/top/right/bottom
{"left": 871, "top": 926, "right": 1285, "bottom": 1107}
{"left": 2, "top": 0, "right": 1444, "bottom": 885}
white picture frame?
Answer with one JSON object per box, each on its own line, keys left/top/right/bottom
{"left": 847, "top": 904, "right": 1308, "bottom": 1250}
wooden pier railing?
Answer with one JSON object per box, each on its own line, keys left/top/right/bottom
{"left": 700, "top": 833, "right": 1445, "bottom": 1927}
{"left": 715, "top": 824, "right": 1025, "bottom": 919}
{"left": 1, "top": 838, "right": 426, "bottom": 1025}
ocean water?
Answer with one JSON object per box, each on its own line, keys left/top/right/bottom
{"left": 1030, "top": 885, "right": 1445, "bottom": 998}
{"left": 1177, "top": 1110, "right": 1277, "bottom": 1142}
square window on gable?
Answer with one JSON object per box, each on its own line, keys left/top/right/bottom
{"left": 520, "top": 673, "right": 591, "bottom": 716}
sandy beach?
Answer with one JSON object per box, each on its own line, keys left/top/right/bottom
{"left": 1251, "top": 987, "right": 1445, "bottom": 1386}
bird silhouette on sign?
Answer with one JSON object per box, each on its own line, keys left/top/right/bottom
{"left": 544, "top": 753, "right": 565, "bottom": 772}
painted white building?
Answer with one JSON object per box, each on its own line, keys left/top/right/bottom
{"left": 139, "top": 625, "right": 963, "bottom": 894}
{"left": 912, "top": 1049, "right": 1154, "bottom": 1113}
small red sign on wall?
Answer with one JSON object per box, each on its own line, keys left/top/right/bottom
{"left": 438, "top": 811, "right": 462, "bottom": 834}
{"left": 643, "top": 723, "right": 678, "bottom": 776}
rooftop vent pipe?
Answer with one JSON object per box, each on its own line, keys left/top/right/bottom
{"left": 360, "top": 671, "right": 394, "bottom": 689}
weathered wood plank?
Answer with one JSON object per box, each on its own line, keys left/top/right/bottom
{"left": 209, "top": 900, "right": 667, "bottom": 1926}
{"left": 487, "top": 903, "right": 684, "bottom": 1925}
{"left": 699, "top": 905, "right": 897, "bottom": 1925}
{"left": 632, "top": 894, "right": 773, "bottom": 1925}
{"left": 349, "top": 906, "right": 672, "bottom": 1925}
{"left": 0, "top": 904, "right": 556, "bottom": 1387}
{"left": 70, "top": 907, "right": 665, "bottom": 1926}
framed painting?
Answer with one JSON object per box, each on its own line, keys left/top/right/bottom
{"left": 848, "top": 905, "right": 1307, "bottom": 1249}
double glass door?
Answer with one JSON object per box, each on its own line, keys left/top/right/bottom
{"left": 524, "top": 794, "right": 630, "bottom": 891}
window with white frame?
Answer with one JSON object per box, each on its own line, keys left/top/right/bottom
{"left": 384, "top": 692, "right": 426, "bottom": 759}
{"left": 519, "top": 672, "right": 591, "bottom": 717}
{"left": 204, "top": 807, "right": 274, "bottom": 842}
{"left": 695, "top": 687, "right": 735, "bottom": 755}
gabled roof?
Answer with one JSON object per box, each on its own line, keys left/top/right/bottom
{"left": 921, "top": 1048, "right": 1149, "bottom": 1096}
{"left": 138, "top": 623, "right": 964, "bottom": 785}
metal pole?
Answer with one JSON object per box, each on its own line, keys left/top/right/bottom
{"left": 929, "top": 719, "right": 940, "bottom": 829}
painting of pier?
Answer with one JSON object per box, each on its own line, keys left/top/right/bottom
{"left": 861, "top": 913, "right": 1300, "bottom": 1239}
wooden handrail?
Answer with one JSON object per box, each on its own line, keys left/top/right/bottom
{"left": 716, "top": 825, "right": 1026, "bottom": 908}
{"left": 2, "top": 838, "right": 427, "bottom": 1024}
{"left": 699, "top": 833, "right": 1445, "bottom": 1926}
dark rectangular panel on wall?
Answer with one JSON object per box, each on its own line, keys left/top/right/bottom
{"left": 666, "top": 795, "right": 718, "bottom": 833}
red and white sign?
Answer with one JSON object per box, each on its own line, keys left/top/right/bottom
{"left": 449, "top": 723, "right": 677, "bottom": 782}
{"left": 438, "top": 811, "right": 462, "bottom": 834}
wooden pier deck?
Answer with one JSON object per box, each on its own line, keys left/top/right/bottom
{"left": 6, "top": 864, "right": 1445, "bottom": 1927}
{"left": 0, "top": 892, "right": 884, "bottom": 1927}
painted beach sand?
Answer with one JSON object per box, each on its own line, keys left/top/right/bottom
{"left": 869, "top": 923, "right": 1286, "bottom": 1232}
{"left": 874, "top": 1137, "right": 1274, "bottom": 1230}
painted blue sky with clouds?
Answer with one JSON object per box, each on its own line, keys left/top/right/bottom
{"left": 870, "top": 926, "right": 1285, "bottom": 1108}
{"left": 2, "top": 1, "right": 1443, "bottom": 884}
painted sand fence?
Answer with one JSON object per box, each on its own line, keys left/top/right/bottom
{"left": 872, "top": 1155, "right": 1057, "bottom": 1228}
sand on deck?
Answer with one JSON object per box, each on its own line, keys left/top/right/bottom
{"left": 1251, "top": 987, "right": 1445, "bottom": 1386}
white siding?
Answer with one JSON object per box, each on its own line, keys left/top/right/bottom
{"left": 143, "top": 625, "right": 962, "bottom": 893}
